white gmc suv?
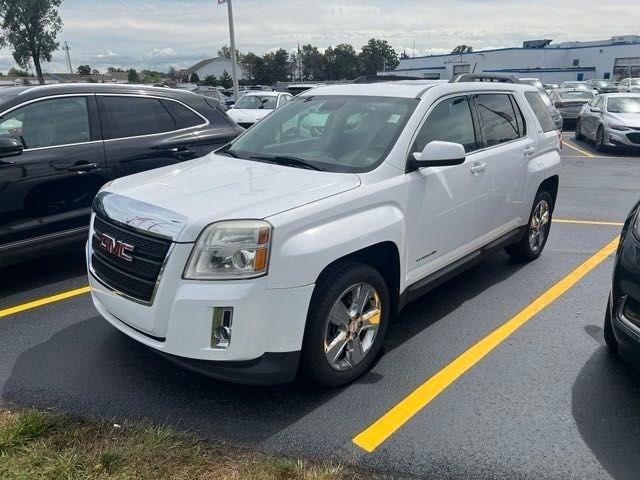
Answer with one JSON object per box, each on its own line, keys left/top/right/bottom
{"left": 88, "top": 80, "right": 561, "bottom": 386}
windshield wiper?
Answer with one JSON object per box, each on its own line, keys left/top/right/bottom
{"left": 247, "top": 154, "right": 323, "bottom": 171}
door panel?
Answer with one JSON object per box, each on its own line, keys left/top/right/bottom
{"left": 405, "top": 95, "right": 490, "bottom": 285}
{"left": 0, "top": 95, "right": 106, "bottom": 246}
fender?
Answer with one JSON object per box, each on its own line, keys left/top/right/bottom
{"left": 266, "top": 200, "right": 407, "bottom": 290}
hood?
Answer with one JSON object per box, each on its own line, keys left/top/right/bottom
{"left": 606, "top": 112, "right": 640, "bottom": 128}
{"left": 99, "top": 153, "right": 361, "bottom": 242}
{"left": 227, "top": 108, "right": 272, "bottom": 124}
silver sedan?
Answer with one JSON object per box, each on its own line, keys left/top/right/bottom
{"left": 549, "top": 89, "right": 595, "bottom": 122}
{"left": 576, "top": 93, "right": 640, "bottom": 151}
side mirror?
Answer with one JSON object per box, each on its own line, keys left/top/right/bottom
{"left": 412, "top": 141, "right": 466, "bottom": 168}
{"left": 590, "top": 107, "right": 602, "bottom": 113}
{"left": 0, "top": 137, "right": 23, "bottom": 159}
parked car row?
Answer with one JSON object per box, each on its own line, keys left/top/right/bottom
{"left": 0, "top": 83, "right": 244, "bottom": 267}
{"left": 575, "top": 93, "right": 640, "bottom": 151}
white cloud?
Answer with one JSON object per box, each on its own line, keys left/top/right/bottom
{"left": 1, "top": 0, "right": 639, "bottom": 73}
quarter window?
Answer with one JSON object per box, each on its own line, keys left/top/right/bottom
{"left": 524, "top": 92, "right": 556, "bottom": 133}
{"left": 476, "top": 94, "right": 522, "bottom": 146}
{"left": 101, "top": 96, "right": 176, "bottom": 139}
{"left": 0, "top": 97, "right": 90, "bottom": 149}
{"left": 413, "top": 96, "right": 480, "bottom": 153}
{"left": 161, "top": 100, "right": 204, "bottom": 129}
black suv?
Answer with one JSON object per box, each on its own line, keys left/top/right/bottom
{"left": 0, "top": 83, "right": 243, "bottom": 267}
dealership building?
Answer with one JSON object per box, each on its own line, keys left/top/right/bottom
{"left": 387, "top": 35, "right": 640, "bottom": 83}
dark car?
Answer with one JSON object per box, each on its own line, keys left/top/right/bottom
{"left": 605, "top": 200, "right": 640, "bottom": 364}
{"left": 0, "top": 83, "right": 243, "bottom": 267}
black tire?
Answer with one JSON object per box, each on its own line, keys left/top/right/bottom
{"left": 506, "top": 190, "right": 554, "bottom": 262}
{"left": 604, "top": 298, "right": 619, "bottom": 355}
{"left": 595, "top": 126, "right": 607, "bottom": 152}
{"left": 575, "top": 119, "right": 585, "bottom": 141}
{"left": 300, "top": 262, "right": 390, "bottom": 387}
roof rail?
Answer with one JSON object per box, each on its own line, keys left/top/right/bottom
{"left": 352, "top": 74, "right": 422, "bottom": 84}
{"left": 449, "top": 74, "right": 522, "bottom": 84}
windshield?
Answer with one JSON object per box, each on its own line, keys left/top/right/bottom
{"left": 591, "top": 80, "right": 613, "bottom": 87}
{"left": 562, "top": 82, "right": 590, "bottom": 90}
{"left": 223, "top": 95, "right": 417, "bottom": 173}
{"left": 234, "top": 95, "right": 278, "bottom": 110}
{"left": 607, "top": 97, "right": 640, "bottom": 113}
{"left": 521, "top": 79, "right": 543, "bottom": 89}
{"left": 558, "top": 91, "right": 594, "bottom": 100}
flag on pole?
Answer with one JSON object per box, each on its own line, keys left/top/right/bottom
{"left": 218, "top": 0, "right": 227, "bottom": 4}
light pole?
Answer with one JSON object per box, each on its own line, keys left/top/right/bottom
{"left": 224, "top": 0, "right": 240, "bottom": 100}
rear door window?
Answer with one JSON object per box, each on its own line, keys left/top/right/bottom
{"left": 101, "top": 96, "right": 176, "bottom": 139}
{"left": 524, "top": 92, "right": 557, "bottom": 133}
{"left": 413, "top": 96, "right": 480, "bottom": 153}
{"left": 476, "top": 94, "right": 523, "bottom": 146}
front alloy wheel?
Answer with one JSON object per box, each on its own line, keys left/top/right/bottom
{"left": 301, "top": 262, "right": 390, "bottom": 387}
{"left": 596, "top": 126, "right": 607, "bottom": 152}
{"left": 324, "top": 283, "right": 381, "bottom": 371}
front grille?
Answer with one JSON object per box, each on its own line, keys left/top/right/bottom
{"left": 91, "top": 214, "right": 171, "bottom": 303}
{"left": 626, "top": 132, "right": 640, "bottom": 144}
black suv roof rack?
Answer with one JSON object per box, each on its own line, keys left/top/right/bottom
{"left": 352, "top": 74, "right": 423, "bottom": 84}
{"left": 450, "top": 74, "right": 522, "bottom": 84}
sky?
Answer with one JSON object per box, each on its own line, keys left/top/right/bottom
{"left": 0, "top": 0, "right": 638, "bottom": 74}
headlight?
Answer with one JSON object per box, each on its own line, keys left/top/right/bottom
{"left": 183, "top": 220, "right": 272, "bottom": 280}
{"left": 608, "top": 123, "right": 628, "bottom": 131}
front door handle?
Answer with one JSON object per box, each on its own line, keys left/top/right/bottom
{"left": 166, "top": 146, "right": 196, "bottom": 160}
{"left": 67, "top": 162, "right": 99, "bottom": 173}
{"left": 470, "top": 162, "right": 487, "bottom": 174}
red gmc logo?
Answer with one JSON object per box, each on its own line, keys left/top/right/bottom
{"left": 99, "top": 233, "right": 135, "bottom": 262}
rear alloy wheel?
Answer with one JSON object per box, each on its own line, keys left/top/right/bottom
{"left": 575, "top": 119, "right": 585, "bottom": 141}
{"left": 301, "top": 263, "right": 390, "bottom": 387}
{"left": 595, "top": 126, "right": 607, "bottom": 152}
{"left": 506, "top": 191, "right": 553, "bottom": 262}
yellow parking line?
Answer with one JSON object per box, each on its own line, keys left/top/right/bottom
{"left": 0, "top": 286, "right": 90, "bottom": 318}
{"left": 352, "top": 236, "right": 620, "bottom": 453}
{"left": 553, "top": 219, "right": 624, "bottom": 227}
{"left": 563, "top": 140, "right": 595, "bottom": 158}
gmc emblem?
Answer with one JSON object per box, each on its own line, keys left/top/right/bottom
{"left": 98, "top": 233, "right": 135, "bottom": 262}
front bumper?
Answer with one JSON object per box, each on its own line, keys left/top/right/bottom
{"left": 88, "top": 241, "right": 315, "bottom": 384}
{"left": 603, "top": 127, "right": 640, "bottom": 148}
{"left": 609, "top": 223, "right": 640, "bottom": 365}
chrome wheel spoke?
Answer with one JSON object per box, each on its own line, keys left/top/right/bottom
{"left": 325, "top": 331, "right": 348, "bottom": 365}
{"left": 345, "top": 338, "right": 365, "bottom": 367}
{"left": 354, "top": 284, "right": 372, "bottom": 316}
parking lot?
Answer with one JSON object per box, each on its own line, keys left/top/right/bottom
{"left": 1, "top": 133, "right": 639, "bottom": 479}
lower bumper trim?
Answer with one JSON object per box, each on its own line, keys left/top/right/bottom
{"left": 153, "top": 349, "right": 301, "bottom": 385}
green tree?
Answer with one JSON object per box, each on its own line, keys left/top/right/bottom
{"left": 8, "top": 66, "right": 29, "bottom": 76}
{"left": 190, "top": 72, "right": 200, "bottom": 83}
{"left": 359, "top": 38, "right": 399, "bottom": 75}
{"left": 300, "top": 44, "right": 324, "bottom": 81}
{"left": 91, "top": 68, "right": 100, "bottom": 75}
{"left": 262, "top": 48, "right": 289, "bottom": 84}
{"left": 217, "top": 45, "right": 241, "bottom": 61}
{"left": 219, "top": 70, "right": 232, "bottom": 89}
{"left": 203, "top": 74, "right": 217, "bottom": 87}
{"left": 76, "top": 64, "right": 91, "bottom": 75}
{"left": 107, "top": 66, "right": 124, "bottom": 73}
{"left": 451, "top": 45, "right": 473, "bottom": 54}
{"left": 239, "top": 52, "right": 263, "bottom": 84}
{"left": 327, "top": 43, "right": 359, "bottom": 80}
{"left": 127, "top": 68, "right": 139, "bottom": 83}
{"left": 0, "top": 0, "right": 63, "bottom": 85}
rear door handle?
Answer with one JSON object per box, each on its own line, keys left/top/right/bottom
{"left": 67, "top": 162, "right": 99, "bottom": 173}
{"left": 470, "top": 162, "right": 487, "bottom": 174}
{"left": 524, "top": 146, "right": 536, "bottom": 157}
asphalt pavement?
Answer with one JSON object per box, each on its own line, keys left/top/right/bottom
{"left": 1, "top": 134, "right": 640, "bottom": 479}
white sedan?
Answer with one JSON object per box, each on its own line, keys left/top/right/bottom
{"left": 226, "top": 92, "right": 292, "bottom": 129}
